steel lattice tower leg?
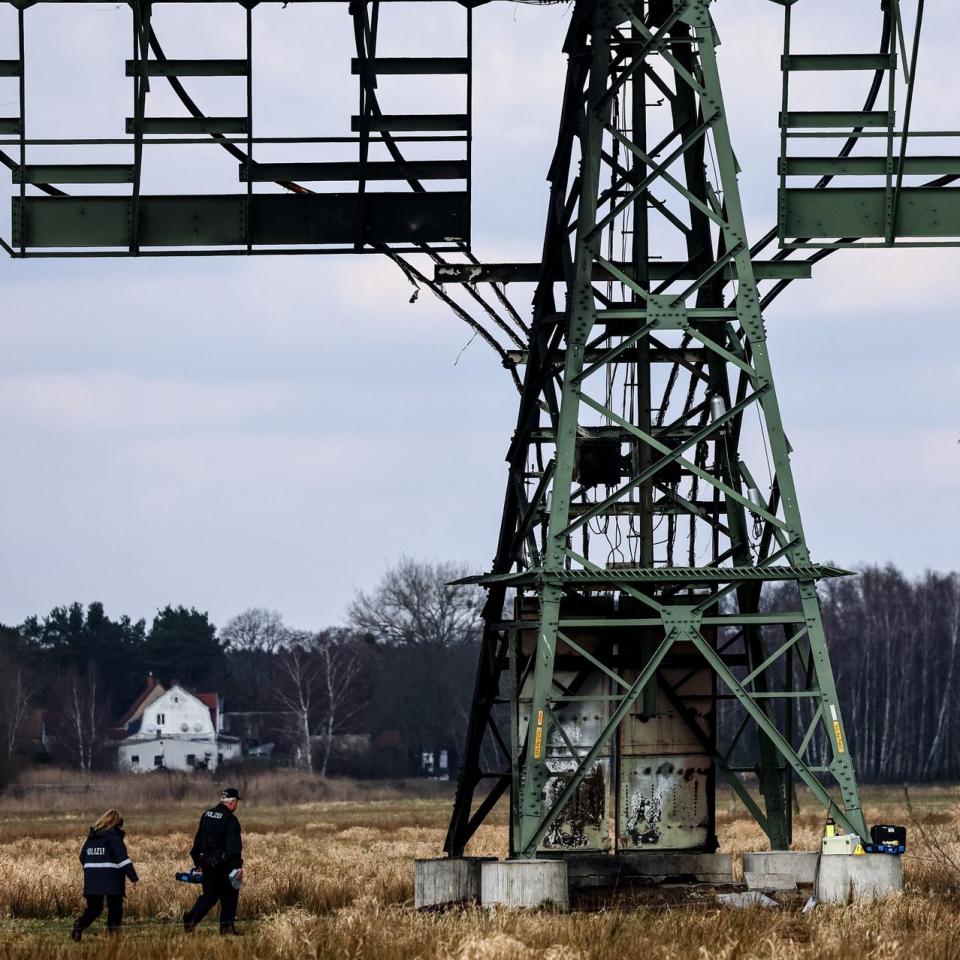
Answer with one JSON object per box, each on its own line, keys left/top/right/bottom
{"left": 447, "top": 0, "right": 867, "bottom": 861}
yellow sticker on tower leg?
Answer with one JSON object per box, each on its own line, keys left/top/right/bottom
{"left": 533, "top": 710, "right": 544, "bottom": 760}
{"left": 829, "top": 704, "right": 845, "bottom": 754}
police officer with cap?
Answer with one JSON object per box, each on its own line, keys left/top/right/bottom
{"left": 183, "top": 787, "right": 244, "bottom": 935}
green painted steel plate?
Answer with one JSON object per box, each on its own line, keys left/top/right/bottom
{"left": 780, "top": 187, "right": 960, "bottom": 240}
{"left": 11, "top": 192, "right": 470, "bottom": 248}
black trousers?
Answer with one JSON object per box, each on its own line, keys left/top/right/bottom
{"left": 75, "top": 894, "right": 123, "bottom": 931}
{"left": 185, "top": 870, "right": 239, "bottom": 929}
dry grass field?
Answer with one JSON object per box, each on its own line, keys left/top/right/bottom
{"left": 0, "top": 770, "right": 956, "bottom": 959}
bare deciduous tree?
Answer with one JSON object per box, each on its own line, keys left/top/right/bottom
{"left": 220, "top": 608, "right": 288, "bottom": 654}
{"left": 223, "top": 608, "right": 290, "bottom": 711}
{"left": 348, "top": 558, "right": 484, "bottom": 776}
{"left": 348, "top": 557, "right": 482, "bottom": 649}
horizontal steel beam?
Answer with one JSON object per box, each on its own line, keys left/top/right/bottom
{"left": 126, "top": 117, "right": 248, "bottom": 134}
{"left": 240, "top": 160, "right": 467, "bottom": 182}
{"left": 0, "top": 60, "right": 21, "bottom": 77}
{"left": 781, "top": 186, "right": 960, "bottom": 240}
{"left": 527, "top": 425, "right": 699, "bottom": 441}
{"left": 0, "top": 119, "right": 22, "bottom": 135}
{"left": 781, "top": 110, "right": 892, "bottom": 129}
{"left": 12, "top": 191, "right": 469, "bottom": 248}
{"left": 782, "top": 155, "right": 960, "bottom": 177}
{"left": 506, "top": 347, "right": 710, "bottom": 364}
{"left": 464, "top": 565, "right": 851, "bottom": 587}
{"left": 351, "top": 114, "right": 468, "bottom": 132}
{"left": 13, "top": 164, "right": 134, "bottom": 184}
{"left": 351, "top": 57, "right": 468, "bottom": 75}
{"left": 782, "top": 53, "right": 893, "bottom": 72}
{"left": 434, "top": 260, "right": 812, "bottom": 284}
{"left": 557, "top": 500, "right": 724, "bottom": 517}
{"left": 558, "top": 613, "right": 808, "bottom": 628}
{"left": 125, "top": 59, "right": 248, "bottom": 77}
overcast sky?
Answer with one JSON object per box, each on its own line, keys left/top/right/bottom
{"left": 0, "top": 0, "right": 955, "bottom": 631}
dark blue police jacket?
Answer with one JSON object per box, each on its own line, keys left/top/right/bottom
{"left": 79, "top": 826, "right": 139, "bottom": 897}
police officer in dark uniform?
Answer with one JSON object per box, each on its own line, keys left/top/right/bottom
{"left": 183, "top": 787, "right": 244, "bottom": 935}
{"left": 72, "top": 809, "right": 139, "bottom": 941}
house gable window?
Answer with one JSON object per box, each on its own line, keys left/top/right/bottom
{"left": 153, "top": 755, "right": 163, "bottom": 767}
{"left": 186, "top": 754, "right": 196, "bottom": 767}
{"left": 131, "top": 755, "right": 139, "bottom": 766}
{"left": 156, "top": 713, "right": 165, "bottom": 725}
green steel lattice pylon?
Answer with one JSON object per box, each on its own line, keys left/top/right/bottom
{"left": 447, "top": 0, "right": 869, "bottom": 860}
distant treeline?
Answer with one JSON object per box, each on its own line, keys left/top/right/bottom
{"left": 0, "top": 559, "right": 482, "bottom": 783}
{"left": 0, "top": 561, "right": 955, "bottom": 785}
{"left": 720, "top": 567, "right": 960, "bottom": 784}
{"left": 820, "top": 567, "right": 959, "bottom": 782}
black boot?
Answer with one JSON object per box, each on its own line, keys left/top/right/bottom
{"left": 70, "top": 925, "right": 82, "bottom": 943}
{"left": 183, "top": 911, "right": 196, "bottom": 933}
{"left": 220, "top": 923, "right": 241, "bottom": 936}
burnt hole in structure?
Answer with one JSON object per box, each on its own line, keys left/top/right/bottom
{"left": 544, "top": 765, "right": 606, "bottom": 849}
{"left": 626, "top": 792, "right": 663, "bottom": 847}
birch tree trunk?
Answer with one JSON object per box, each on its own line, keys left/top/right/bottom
{"left": 923, "top": 575, "right": 960, "bottom": 777}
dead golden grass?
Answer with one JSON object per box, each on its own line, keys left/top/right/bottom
{"left": 0, "top": 776, "right": 955, "bottom": 959}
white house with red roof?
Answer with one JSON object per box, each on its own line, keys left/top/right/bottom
{"left": 114, "top": 675, "right": 241, "bottom": 773}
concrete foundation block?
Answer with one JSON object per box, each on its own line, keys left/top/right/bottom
{"left": 815, "top": 855, "right": 903, "bottom": 904}
{"left": 744, "top": 871, "right": 797, "bottom": 892}
{"left": 481, "top": 859, "right": 569, "bottom": 910}
{"left": 742, "top": 851, "right": 819, "bottom": 886}
{"left": 414, "top": 857, "right": 490, "bottom": 909}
